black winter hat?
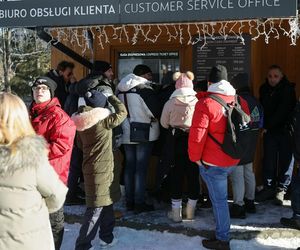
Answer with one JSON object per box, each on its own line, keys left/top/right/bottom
{"left": 161, "top": 71, "right": 175, "bottom": 86}
{"left": 133, "top": 64, "right": 152, "bottom": 76}
{"left": 92, "top": 60, "right": 112, "bottom": 74}
{"left": 33, "top": 76, "right": 57, "bottom": 98}
{"left": 84, "top": 90, "right": 107, "bottom": 108}
{"left": 208, "top": 65, "right": 228, "bottom": 83}
{"left": 230, "top": 73, "right": 249, "bottom": 90}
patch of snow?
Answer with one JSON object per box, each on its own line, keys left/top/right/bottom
{"left": 62, "top": 223, "right": 300, "bottom": 250}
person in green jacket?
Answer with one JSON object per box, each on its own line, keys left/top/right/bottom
{"left": 71, "top": 90, "right": 127, "bottom": 250}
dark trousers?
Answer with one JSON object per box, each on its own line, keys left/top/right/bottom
{"left": 67, "top": 145, "right": 83, "bottom": 197}
{"left": 292, "top": 175, "right": 300, "bottom": 216}
{"left": 75, "top": 205, "right": 115, "bottom": 250}
{"left": 263, "top": 131, "right": 293, "bottom": 188}
{"left": 49, "top": 207, "right": 64, "bottom": 250}
{"left": 169, "top": 131, "right": 199, "bottom": 200}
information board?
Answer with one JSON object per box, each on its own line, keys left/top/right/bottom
{"left": 193, "top": 35, "right": 251, "bottom": 82}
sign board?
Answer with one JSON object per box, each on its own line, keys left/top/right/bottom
{"left": 0, "top": 0, "right": 297, "bottom": 28}
{"left": 119, "top": 51, "right": 179, "bottom": 59}
{"left": 193, "top": 35, "right": 251, "bottom": 82}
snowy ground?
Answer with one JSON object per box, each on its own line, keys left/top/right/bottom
{"left": 62, "top": 198, "right": 300, "bottom": 250}
{"left": 62, "top": 224, "right": 300, "bottom": 250}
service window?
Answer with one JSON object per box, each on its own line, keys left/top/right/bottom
{"left": 118, "top": 51, "right": 180, "bottom": 84}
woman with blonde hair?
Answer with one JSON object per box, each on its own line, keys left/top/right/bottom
{"left": 0, "top": 92, "right": 67, "bottom": 250}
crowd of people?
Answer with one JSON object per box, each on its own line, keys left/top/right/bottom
{"left": 0, "top": 60, "right": 299, "bottom": 250}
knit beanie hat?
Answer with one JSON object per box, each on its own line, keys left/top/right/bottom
{"left": 33, "top": 76, "right": 57, "bottom": 98}
{"left": 133, "top": 64, "right": 152, "bottom": 76}
{"left": 84, "top": 90, "right": 107, "bottom": 108}
{"left": 208, "top": 65, "right": 228, "bottom": 83}
{"left": 92, "top": 60, "right": 112, "bottom": 74}
{"left": 173, "top": 71, "right": 194, "bottom": 89}
{"left": 230, "top": 73, "right": 249, "bottom": 90}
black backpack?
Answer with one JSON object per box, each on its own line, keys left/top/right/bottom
{"left": 208, "top": 94, "right": 251, "bottom": 159}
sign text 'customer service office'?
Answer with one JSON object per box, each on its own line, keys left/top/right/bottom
{"left": 0, "top": 0, "right": 297, "bottom": 28}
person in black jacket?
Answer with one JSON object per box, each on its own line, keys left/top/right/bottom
{"left": 229, "top": 73, "right": 263, "bottom": 218}
{"left": 280, "top": 100, "right": 300, "bottom": 230}
{"left": 47, "top": 61, "right": 76, "bottom": 108}
{"left": 73, "top": 60, "right": 115, "bottom": 97}
{"left": 257, "top": 65, "right": 296, "bottom": 203}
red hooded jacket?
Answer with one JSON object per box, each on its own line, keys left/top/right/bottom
{"left": 188, "top": 81, "right": 250, "bottom": 167}
{"left": 30, "top": 97, "right": 76, "bottom": 184}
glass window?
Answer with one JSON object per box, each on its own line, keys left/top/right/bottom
{"left": 118, "top": 51, "right": 180, "bottom": 84}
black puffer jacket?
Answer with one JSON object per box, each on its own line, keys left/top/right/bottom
{"left": 259, "top": 76, "right": 296, "bottom": 133}
{"left": 73, "top": 74, "right": 114, "bottom": 97}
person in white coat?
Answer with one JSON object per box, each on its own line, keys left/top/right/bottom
{"left": 117, "top": 64, "right": 161, "bottom": 214}
{"left": 0, "top": 92, "right": 67, "bottom": 250}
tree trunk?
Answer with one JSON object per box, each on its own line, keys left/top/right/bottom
{"left": 2, "top": 28, "right": 12, "bottom": 92}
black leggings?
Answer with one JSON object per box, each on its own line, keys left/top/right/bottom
{"left": 169, "top": 130, "right": 200, "bottom": 200}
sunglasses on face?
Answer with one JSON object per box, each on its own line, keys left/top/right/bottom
{"left": 32, "top": 85, "right": 50, "bottom": 91}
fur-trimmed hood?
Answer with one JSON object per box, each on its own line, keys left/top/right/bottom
{"left": 0, "top": 135, "right": 48, "bottom": 176}
{"left": 71, "top": 107, "right": 111, "bottom": 131}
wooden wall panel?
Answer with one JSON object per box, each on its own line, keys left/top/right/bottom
{"left": 51, "top": 23, "right": 300, "bottom": 186}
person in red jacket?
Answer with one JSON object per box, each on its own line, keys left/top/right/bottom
{"left": 188, "top": 65, "right": 249, "bottom": 250}
{"left": 30, "top": 76, "right": 76, "bottom": 250}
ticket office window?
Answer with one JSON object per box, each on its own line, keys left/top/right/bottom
{"left": 118, "top": 51, "right": 180, "bottom": 84}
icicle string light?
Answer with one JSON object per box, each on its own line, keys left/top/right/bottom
{"left": 7, "top": 16, "right": 300, "bottom": 53}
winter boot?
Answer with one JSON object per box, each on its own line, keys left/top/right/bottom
{"left": 134, "top": 203, "right": 154, "bottom": 214}
{"left": 167, "top": 199, "right": 182, "bottom": 222}
{"left": 185, "top": 199, "right": 197, "bottom": 220}
{"left": 255, "top": 186, "right": 276, "bottom": 202}
{"left": 230, "top": 203, "right": 246, "bottom": 219}
{"left": 274, "top": 187, "right": 286, "bottom": 206}
{"left": 202, "top": 238, "right": 230, "bottom": 250}
{"left": 280, "top": 216, "right": 300, "bottom": 230}
{"left": 126, "top": 201, "right": 134, "bottom": 211}
{"left": 199, "top": 196, "right": 212, "bottom": 208}
{"left": 244, "top": 198, "right": 256, "bottom": 213}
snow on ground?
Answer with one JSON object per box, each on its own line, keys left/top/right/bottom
{"left": 62, "top": 224, "right": 300, "bottom": 250}
{"left": 64, "top": 199, "right": 294, "bottom": 231}
{"left": 62, "top": 198, "right": 300, "bottom": 250}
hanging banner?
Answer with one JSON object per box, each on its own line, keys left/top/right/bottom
{"left": 0, "top": 0, "right": 297, "bottom": 28}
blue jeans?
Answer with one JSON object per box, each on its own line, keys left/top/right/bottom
{"left": 124, "top": 143, "right": 153, "bottom": 204}
{"left": 199, "top": 165, "right": 234, "bottom": 241}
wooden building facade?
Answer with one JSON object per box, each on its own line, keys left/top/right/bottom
{"left": 50, "top": 20, "right": 300, "bottom": 185}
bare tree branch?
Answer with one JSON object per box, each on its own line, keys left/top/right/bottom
{"left": 11, "top": 50, "right": 45, "bottom": 58}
